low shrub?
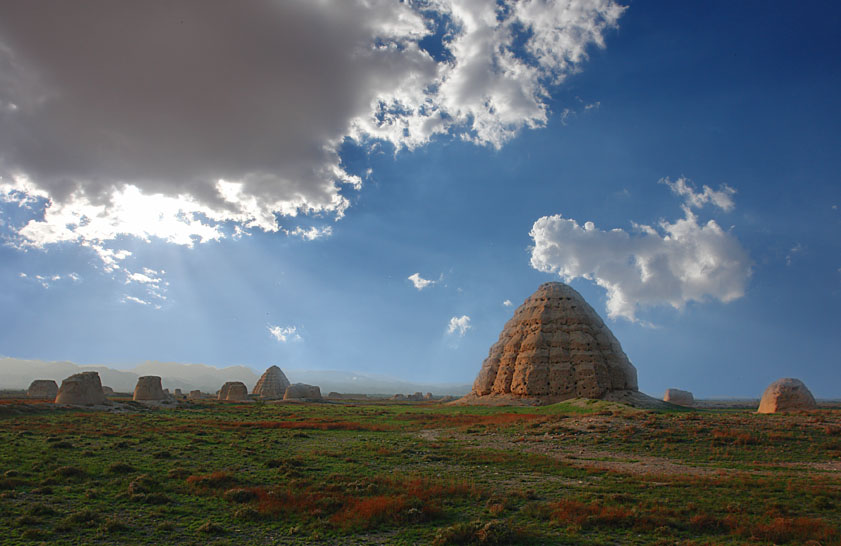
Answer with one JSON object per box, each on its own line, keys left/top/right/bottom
{"left": 433, "top": 519, "right": 518, "bottom": 545}
{"left": 187, "top": 471, "right": 237, "bottom": 490}
{"left": 54, "top": 466, "right": 85, "bottom": 479}
{"left": 746, "top": 516, "right": 838, "bottom": 544}
{"left": 197, "top": 520, "right": 225, "bottom": 535}
{"left": 127, "top": 474, "right": 156, "bottom": 495}
{"left": 107, "top": 462, "right": 135, "bottom": 474}
{"left": 224, "top": 487, "right": 258, "bottom": 503}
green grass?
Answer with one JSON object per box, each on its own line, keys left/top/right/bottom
{"left": 1, "top": 400, "right": 839, "bottom": 544}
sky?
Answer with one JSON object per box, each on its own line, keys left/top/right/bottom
{"left": 1, "top": 0, "right": 839, "bottom": 398}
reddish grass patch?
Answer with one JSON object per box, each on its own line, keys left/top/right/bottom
{"left": 689, "top": 512, "right": 724, "bottom": 532}
{"left": 186, "top": 471, "right": 238, "bottom": 490}
{"left": 330, "top": 495, "right": 408, "bottom": 530}
{"left": 552, "top": 499, "right": 635, "bottom": 529}
{"left": 397, "top": 412, "right": 544, "bottom": 429}
{"left": 254, "top": 486, "right": 323, "bottom": 516}
{"left": 251, "top": 474, "right": 479, "bottom": 532}
{"left": 711, "top": 428, "right": 758, "bottom": 446}
{"left": 209, "top": 419, "right": 392, "bottom": 432}
{"left": 745, "top": 517, "right": 839, "bottom": 544}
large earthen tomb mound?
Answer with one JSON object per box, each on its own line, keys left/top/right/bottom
{"left": 463, "top": 282, "right": 640, "bottom": 405}
{"left": 758, "top": 378, "right": 816, "bottom": 414}
{"left": 284, "top": 383, "right": 322, "bottom": 400}
{"left": 252, "top": 365, "right": 290, "bottom": 399}
{"left": 133, "top": 376, "right": 167, "bottom": 401}
{"left": 27, "top": 379, "right": 58, "bottom": 399}
{"left": 218, "top": 381, "right": 249, "bottom": 401}
{"left": 55, "top": 371, "right": 108, "bottom": 406}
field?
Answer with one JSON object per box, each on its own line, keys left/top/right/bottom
{"left": 1, "top": 399, "right": 840, "bottom": 545}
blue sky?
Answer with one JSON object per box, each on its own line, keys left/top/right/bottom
{"left": 1, "top": 1, "right": 839, "bottom": 397}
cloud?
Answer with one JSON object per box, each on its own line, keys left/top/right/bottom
{"left": 126, "top": 272, "right": 159, "bottom": 285}
{"left": 408, "top": 272, "right": 437, "bottom": 291}
{"left": 446, "top": 315, "right": 472, "bottom": 337}
{"left": 122, "top": 295, "right": 151, "bottom": 306}
{"left": 124, "top": 267, "right": 168, "bottom": 304}
{"left": 0, "top": 0, "right": 624, "bottom": 263}
{"left": 285, "top": 226, "right": 333, "bottom": 241}
{"left": 268, "top": 324, "right": 301, "bottom": 343}
{"left": 19, "top": 271, "right": 81, "bottom": 289}
{"left": 503, "top": 299, "right": 513, "bottom": 307}
{"left": 661, "top": 177, "right": 736, "bottom": 212}
{"left": 529, "top": 182, "right": 751, "bottom": 321}
{"left": 785, "top": 243, "right": 803, "bottom": 266}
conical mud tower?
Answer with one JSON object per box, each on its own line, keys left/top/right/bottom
{"left": 465, "top": 282, "right": 639, "bottom": 405}
{"left": 252, "top": 365, "right": 290, "bottom": 399}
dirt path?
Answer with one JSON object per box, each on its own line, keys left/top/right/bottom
{"left": 417, "top": 428, "right": 735, "bottom": 478}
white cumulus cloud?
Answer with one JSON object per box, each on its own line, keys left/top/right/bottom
{"left": 268, "top": 324, "right": 301, "bottom": 343}
{"left": 124, "top": 267, "right": 168, "bottom": 305}
{"left": 285, "top": 226, "right": 333, "bottom": 241}
{"left": 502, "top": 299, "right": 513, "bottom": 307}
{"left": 19, "top": 271, "right": 81, "bottom": 289}
{"left": 529, "top": 182, "right": 751, "bottom": 321}
{"left": 661, "top": 177, "right": 736, "bottom": 212}
{"left": 408, "top": 272, "right": 437, "bottom": 290}
{"left": 0, "top": 0, "right": 624, "bottom": 265}
{"left": 446, "top": 315, "right": 472, "bottom": 337}
{"left": 122, "top": 295, "right": 151, "bottom": 306}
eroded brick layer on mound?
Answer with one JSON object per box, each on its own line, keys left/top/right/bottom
{"left": 473, "top": 282, "right": 637, "bottom": 400}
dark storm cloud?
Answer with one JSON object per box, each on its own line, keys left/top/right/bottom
{"left": 0, "top": 0, "right": 435, "bottom": 215}
{"left": 0, "top": 0, "right": 623, "bottom": 247}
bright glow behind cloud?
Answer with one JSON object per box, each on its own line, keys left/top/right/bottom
{"left": 529, "top": 180, "right": 751, "bottom": 321}
{"left": 0, "top": 0, "right": 624, "bottom": 262}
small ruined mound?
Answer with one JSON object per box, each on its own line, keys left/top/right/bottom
{"left": 327, "top": 392, "right": 368, "bottom": 400}
{"left": 218, "top": 382, "right": 249, "bottom": 401}
{"left": 252, "top": 365, "right": 290, "bottom": 399}
{"left": 283, "top": 383, "right": 322, "bottom": 400}
{"left": 390, "top": 394, "right": 407, "bottom": 401}
{"left": 55, "top": 372, "right": 108, "bottom": 406}
{"left": 407, "top": 392, "right": 424, "bottom": 401}
{"left": 102, "top": 386, "right": 115, "bottom": 395}
{"left": 133, "top": 376, "right": 166, "bottom": 401}
{"left": 27, "top": 380, "right": 58, "bottom": 399}
{"left": 663, "top": 389, "right": 694, "bottom": 407}
{"left": 758, "top": 378, "right": 816, "bottom": 414}
{"left": 465, "top": 282, "right": 638, "bottom": 405}
{"left": 188, "top": 390, "right": 203, "bottom": 400}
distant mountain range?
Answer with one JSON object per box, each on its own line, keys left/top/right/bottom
{"left": 0, "top": 357, "right": 471, "bottom": 396}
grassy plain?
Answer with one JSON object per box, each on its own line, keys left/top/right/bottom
{"left": 1, "top": 398, "right": 840, "bottom": 545}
